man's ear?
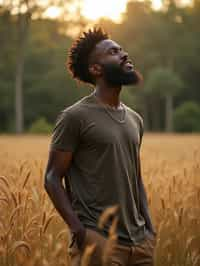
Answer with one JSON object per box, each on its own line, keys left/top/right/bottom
{"left": 89, "top": 64, "right": 102, "bottom": 77}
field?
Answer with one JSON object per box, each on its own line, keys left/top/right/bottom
{"left": 0, "top": 134, "right": 200, "bottom": 266}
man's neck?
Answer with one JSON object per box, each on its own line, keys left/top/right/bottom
{"left": 94, "top": 83, "right": 122, "bottom": 108}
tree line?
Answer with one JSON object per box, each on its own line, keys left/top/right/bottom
{"left": 0, "top": 0, "right": 200, "bottom": 133}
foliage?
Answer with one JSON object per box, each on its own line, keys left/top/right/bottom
{"left": 173, "top": 101, "right": 200, "bottom": 132}
{"left": 0, "top": 1, "right": 200, "bottom": 132}
{"left": 144, "top": 67, "right": 183, "bottom": 97}
{"left": 29, "top": 117, "right": 53, "bottom": 134}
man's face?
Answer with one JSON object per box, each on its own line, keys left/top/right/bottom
{"left": 90, "top": 39, "right": 142, "bottom": 86}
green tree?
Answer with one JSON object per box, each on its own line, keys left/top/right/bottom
{"left": 0, "top": 8, "right": 15, "bottom": 132}
{"left": 29, "top": 117, "right": 53, "bottom": 134}
{"left": 145, "top": 67, "right": 183, "bottom": 132}
{"left": 174, "top": 101, "right": 200, "bottom": 132}
{"left": 1, "top": 0, "right": 76, "bottom": 133}
{"left": 1, "top": 0, "right": 200, "bottom": 133}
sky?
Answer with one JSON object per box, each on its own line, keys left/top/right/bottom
{"left": 44, "top": 0, "right": 192, "bottom": 22}
{"left": 44, "top": 0, "right": 162, "bottom": 22}
{"left": 80, "top": 0, "right": 130, "bottom": 22}
{"left": 1, "top": 0, "right": 192, "bottom": 22}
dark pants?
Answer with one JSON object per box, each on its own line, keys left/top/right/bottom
{"left": 68, "top": 228, "right": 157, "bottom": 266}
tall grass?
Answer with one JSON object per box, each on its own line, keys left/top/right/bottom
{"left": 0, "top": 134, "right": 200, "bottom": 266}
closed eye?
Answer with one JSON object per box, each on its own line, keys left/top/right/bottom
{"left": 109, "top": 47, "right": 122, "bottom": 55}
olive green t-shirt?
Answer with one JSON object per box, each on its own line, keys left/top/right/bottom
{"left": 50, "top": 91, "right": 149, "bottom": 246}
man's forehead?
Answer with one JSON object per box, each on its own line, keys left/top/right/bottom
{"left": 95, "top": 39, "right": 121, "bottom": 53}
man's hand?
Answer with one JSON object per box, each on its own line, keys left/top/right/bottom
{"left": 72, "top": 224, "right": 87, "bottom": 250}
{"left": 147, "top": 228, "right": 157, "bottom": 238}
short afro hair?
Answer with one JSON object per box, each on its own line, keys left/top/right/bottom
{"left": 67, "top": 27, "right": 109, "bottom": 85}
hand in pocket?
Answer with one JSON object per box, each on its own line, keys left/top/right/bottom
{"left": 69, "top": 228, "right": 88, "bottom": 251}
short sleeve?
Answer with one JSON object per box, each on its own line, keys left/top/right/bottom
{"left": 138, "top": 115, "right": 144, "bottom": 149}
{"left": 50, "top": 109, "right": 80, "bottom": 152}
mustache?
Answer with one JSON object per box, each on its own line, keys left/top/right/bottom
{"left": 99, "top": 62, "right": 143, "bottom": 86}
{"left": 120, "top": 58, "right": 133, "bottom": 67}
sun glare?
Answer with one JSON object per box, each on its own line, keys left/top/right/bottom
{"left": 152, "top": 0, "right": 162, "bottom": 10}
{"left": 44, "top": 6, "right": 61, "bottom": 19}
{"left": 81, "top": 0, "right": 128, "bottom": 23}
{"left": 43, "top": 0, "right": 193, "bottom": 22}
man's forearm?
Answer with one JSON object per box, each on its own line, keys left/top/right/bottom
{"left": 138, "top": 177, "right": 156, "bottom": 235}
{"left": 44, "top": 174, "right": 82, "bottom": 233}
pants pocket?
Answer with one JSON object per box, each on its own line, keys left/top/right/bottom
{"left": 69, "top": 233, "right": 76, "bottom": 249}
{"left": 147, "top": 235, "right": 157, "bottom": 248}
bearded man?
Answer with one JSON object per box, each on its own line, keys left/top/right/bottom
{"left": 44, "top": 28, "right": 157, "bottom": 266}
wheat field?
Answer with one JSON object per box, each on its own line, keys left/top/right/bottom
{"left": 0, "top": 134, "right": 200, "bottom": 266}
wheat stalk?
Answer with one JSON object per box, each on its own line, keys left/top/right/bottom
{"left": 0, "top": 176, "right": 10, "bottom": 189}
{"left": 97, "top": 205, "right": 119, "bottom": 229}
{"left": 43, "top": 214, "right": 57, "bottom": 233}
{"left": 22, "top": 171, "right": 31, "bottom": 189}
{"left": 80, "top": 244, "right": 96, "bottom": 266}
{"left": 9, "top": 240, "right": 31, "bottom": 257}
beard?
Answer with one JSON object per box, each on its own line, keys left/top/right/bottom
{"left": 100, "top": 62, "right": 142, "bottom": 86}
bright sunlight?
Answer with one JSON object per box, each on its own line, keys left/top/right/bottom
{"left": 44, "top": 0, "right": 193, "bottom": 21}
{"left": 81, "top": 0, "right": 128, "bottom": 22}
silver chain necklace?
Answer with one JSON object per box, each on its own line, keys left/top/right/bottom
{"left": 93, "top": 91, "right": 126, "bottom": 124}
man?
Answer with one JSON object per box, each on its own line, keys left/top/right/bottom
{"left": 44, "top": 28, "right": 157, "bottom": 266}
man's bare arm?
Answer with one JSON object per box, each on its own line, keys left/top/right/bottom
{"left": 138, "top": 155, "right": 157, "bottom": 236}
{"left": 44, "top": 149, "right": 86, "bottom": 248}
